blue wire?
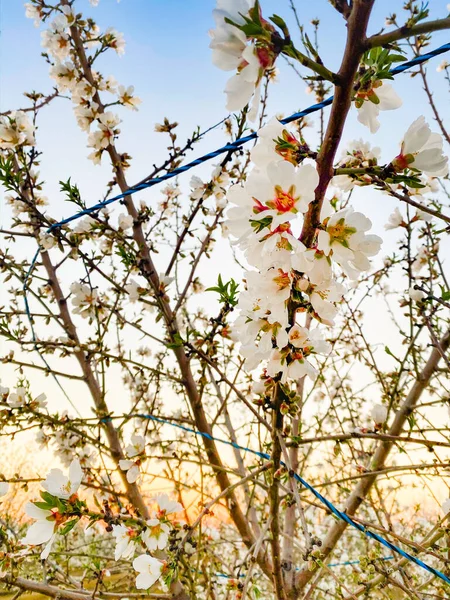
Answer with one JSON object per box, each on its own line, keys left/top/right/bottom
{"left": 112, "top": 412, "right": 450, "bottom": 585}
{"left": 21, "top": 41, "right": 450, "bottom": 585}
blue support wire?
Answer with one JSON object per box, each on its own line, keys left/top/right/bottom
{"left": 20, "top": 41, "right": 450, "bottom": 584}
{"left": 111, "top": 413, "right": 450, "bottom": 585}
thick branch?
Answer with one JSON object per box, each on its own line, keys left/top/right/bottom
{"left": 0, "top": 576, "right": 168, "bottom": 600}
{"left": 67, "top": 16, "right": 272, "bottom": 581}
{"left": 366, "top": 18, "right": 450, "bottom": 48}
{"left": 300, "top": 0, "right": 375, "bottom": 247}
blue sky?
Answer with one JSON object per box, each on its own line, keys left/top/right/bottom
{"left": 1, "top": 1, "right": 450, "bottom": 416}
{"left": 2, "top": 0, "right": 450, "bottom": 209}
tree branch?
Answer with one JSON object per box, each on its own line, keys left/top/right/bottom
{"left": 295, "top": 328, "right": 450, "bottom": 590}
{"left": 365, "top": 18, "right": 450, "bottom": 48}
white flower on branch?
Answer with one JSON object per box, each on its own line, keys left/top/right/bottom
{"left": 22, "top": 502, "right": 57, "bottom": 560}
{"left": 25, "top": 3, "right": 43, "bottom": 27}
{"left": 118, "top": 85, "right": 142, "bottom": 110}
{"left": 442, "top": 498, "right": 450, "bottom": 514}
{"left": 41, "top": 21, "right": 70, "bottom": 61}
{"left": 39, "top": 233, "right": 56, "bottom": 250}
{"left": 209, "top": 1, "right": 277, "bottom": 119}
{"left": 154, "top": 493, "right": 183, "bottom": 516}
{"left": 393, "top": 116, "right": 448, "bottom": 177}
{"left": 409, "top": 286, "right": 425, "bottom": 303}
{"left": 7, "top": 387, "right": 27, "bottom": 409}
{"left": 118, "top": 213, "right": 133, "bottom": 230}
{"left": 411, "top": 245, "right": 430, "bottom": 273}
{"left": 142, "top": 519, "right": 171, "bottom": 551}
{"left": 355, "top": 81, "right": 402, "bottom": 134}
{"left": 384, "top": 207, "right": 404, "bottom": 230}
{"left": 266, "top": 326, "right": 330, "bottom": 382}
{"left": 371, "top": 404, "right": 388, "bottom": 424}
{"left": 74, "top": 103, "right": 100, "bottom": 132}
{"left": 0, "top": 382, "right": 9, "bottom": 399}
{"left": 307, "top": 278, "right": 346, "bottom": 326}
{"left": 333, "top": 138, "right": 381, "bottom": 191}
{"left": 73, "top": 216, "right": 97, "bottom": 234}
{"left": 104, "top": 27, "right": 126, "bottom": 56}
{"left": 70, "top": 282, "right": 100, "bottom": 319}
{"left": 87, "top": 112, "right": 121, "bottom": 152}
{"left": 0, "top": 111, "right": 35, "bottom": 149}
{"left": 317, "top": 207, "right": 382, "bottom": 280}
{"left": 132, "top": 554, "right": 164, "bottom": 590}
{"left": 119, "top": 459, "right": 141, "bottom": 484}
{"left": 125, "top": 434, "right": 145, "bottom": 458}
{"left": 42, "top": 459, "right": 83, "bottom": 499}
{"left": 0, "top": 482, "right": 9, "bottom": 497}
{"left": 226, "top": 160, "right": 317, "bottom": 269}
{"left": 125, "top": 279, "right": 142, "bottom": 303}
{"left": 112, "top": 524, "right": 136, "bottom": 560}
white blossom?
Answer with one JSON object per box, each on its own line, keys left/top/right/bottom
{"left": 0, "top": 482, "right": 9, "bottom": 497}
{"left": 409, "top": 286, "right": 425, "bottom": 302}
{"left": 42, "top": 459, "right": 83, "bottom": 499}
{"left": 125, "top": 434, "right": 145, "bottom": 458}
{"left": 117, "top": 85, "right": 141, "bottom": 110}
{"left": 125, "top": 280, "right": 141, "bottom": 303}
{"left": 154, "top": 493, "right": 183, "bottom": 516}
{"left": 209, "top": 1, "right": 275, "bottom": 119}
{"left": 112, "top": 524, "right": 136, "bottom": 560}
{"left": 356, "top": 82, "right": 402, "bottom": 133}
{"left": 317, "top": 207, "right": 382, "bottom": 280}
{"left": 0, "top": 111, "right": 35, "bottom": 149}
{"left": 119, "top": 459, "right": 140, "bottom": 484}
{"left": 142, "top": 519, "right": 170, "bottom": 551}
{"left": 411, "top": 245, "right": 430, "bottom": 273}
{"left": 118, "top": 213, "right": 133, "bottom": 230}
{"left": 7, "top": 387, "right": 27, "bottom": 409}
{"left": 384, "top": 207, "right": 404, "bottom": 230}
{"left": 371, "top": 404, "right": 388, "bottom": 423}
{"left": 104, "top": 28, "right": 126, "bottom": 55}
{"left": 133, "top": 554, "right": 164, "bottom": 590}
{"left": 393, "top": 116, "right": 448, "bottom": 177}
{"left": 25, "top": 3, "right": 42, "bottom": 27}
{"left": 22, "top": 503, "right": 57, "bottom": 559}
{"left": 70, "top": 282, "right": 100, "bottom": 318}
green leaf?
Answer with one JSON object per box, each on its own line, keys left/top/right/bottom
{"left": 59, "top": 178, "right": 86, "bottom": 210}
{"left": 206, "top": 275, "right": 239, "bottom": 307}
{"left": 60, "top": 518, "right": 79, "bottom": 536}
{"left": 40, "top": 491, "right": 57, "bottom": 507}
{"left": 440, "top": 285, "right": 450, "bottom": 301}
{"left": 33, "top": 501, "right": 52, "bottom": 510}
{"left": 166, "top": 333, "right": 184, "bottom": 349}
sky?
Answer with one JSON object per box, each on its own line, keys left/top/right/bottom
{"left": 1, "top": 0, "right": 450, "bottom": 486}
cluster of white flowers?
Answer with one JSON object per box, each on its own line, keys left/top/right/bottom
{"left": 70, "top": 281, "right": 104, "bottom": 320}
{"left": 36, "top": 419, "right": 94, "bottom": 469}
{"left": 20, "top": 451, "right": 182, "bottom": 592}
{"left": 0, "top": 111, "right": 35, "bottom": 150}
{"left": 209, "top": 0, "right": 278, "bottom": 119}
{"left": 113, "top": 494, "right": 183, "bottom": 564}
{"left": 0, "top": 383, "right": 47, "bottom": 410}
{"left": 25, "top": 2, "right": 139, "bottom": 164}
{"left": 225, "top": 117, "right": 382, "bottom": 384}
{"left": 190, "top": 165, "right": 230, "bottom": 209}
{"left": 332, "top": 139, "right": 381, "bottom": 192}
